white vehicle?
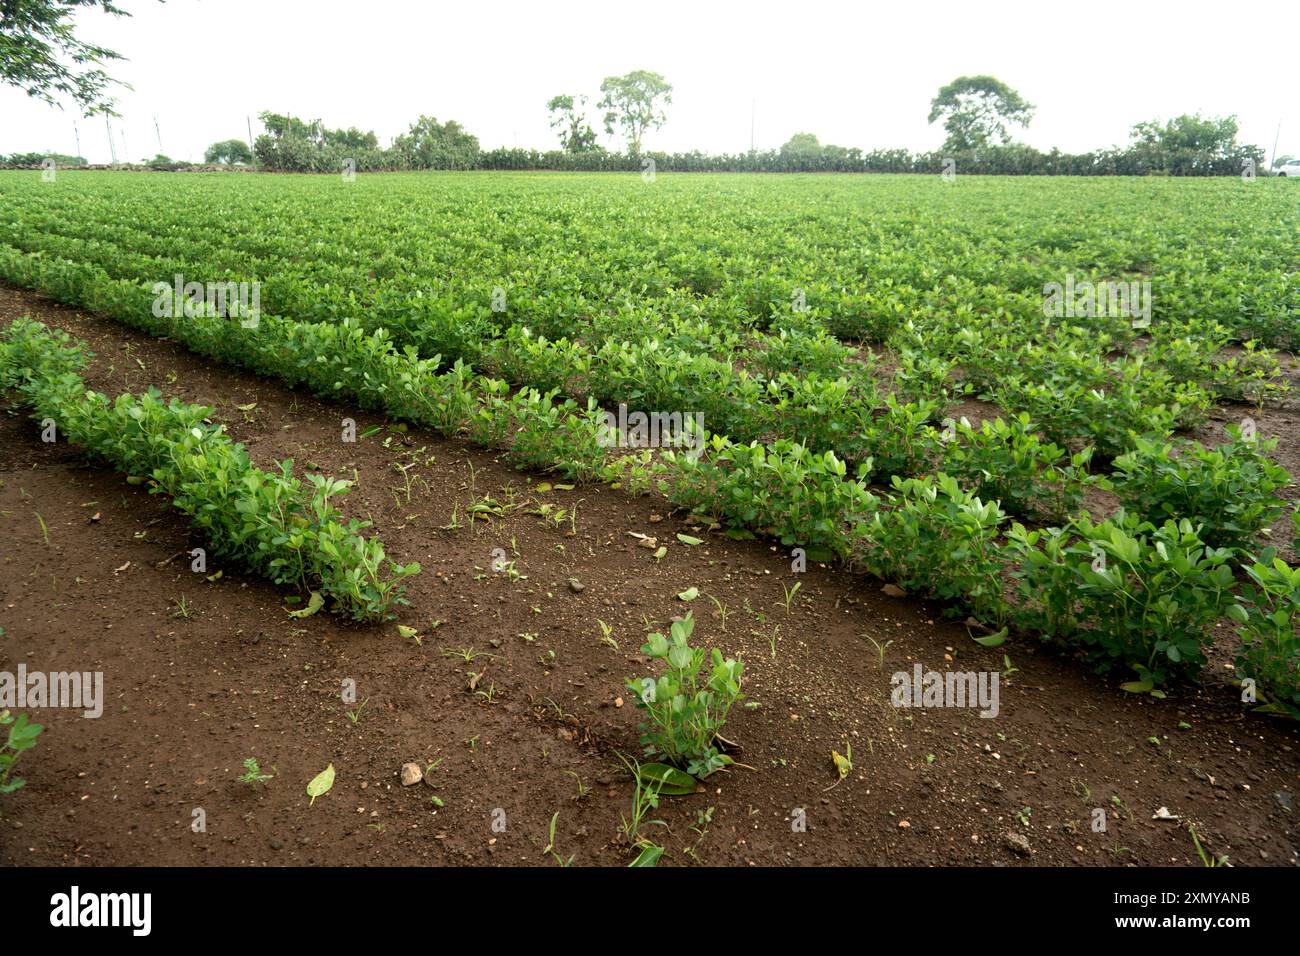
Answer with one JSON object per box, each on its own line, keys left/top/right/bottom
{"left": 1277, "top": 159, "right": 1300, "bottom": 177}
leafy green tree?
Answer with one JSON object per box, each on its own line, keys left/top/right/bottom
{"left": 598, "top": 70, "right": 672, "bottom": 155}
{"left": 547, "top": 94, "right": 598, "bottom": 154}
{"left": 204, "top": 139, "right": 253, "bottom": 165}
{"left": 252, "top": 112, "right": 390, "bottom": 172}
{"left": 2, "top": 149, "right": 82, "bottom": 165}
{"left": 326, "top": 126, "right": 378, "bottom": 151}
{"left": 392, "top": 115, "right": 480, "bottom": 169}
{"left": 928, "top": 75, "right": 1034, "bottom": 151}
{"left": 1127, "top": 114, "right": 1262, "bottom": 175}
{"left": 0, "top": 0, "right": 144, "bottom": 115}
{"left": 257, "top": 112, "right": 324, "bottom": 142}
{"left": 780, "top": 132, "right": 823, "bottom": 161}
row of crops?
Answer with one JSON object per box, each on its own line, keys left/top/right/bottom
{"left": 0, "top": 170, "right": 1297, "bottom": 715}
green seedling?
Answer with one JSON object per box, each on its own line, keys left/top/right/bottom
{"left": 780, "top": 580, "right": 801, "bottom": 615}
{"left": 238, "top": 757, "right": 274, "bottom": 788}
{"left": 0, "top": 709, "right": 42, "bottom": 794}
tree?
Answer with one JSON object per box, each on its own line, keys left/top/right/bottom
{"left": 546, "top": 94, "right": 598, "bottom": 154}
{"left": 2, "top": 149, "right": 82, "bottom": 165}
{"left": 928, "top": 75, "right": 1034, "bottom": 151}
{"left": 598, "top": 70, "right": 672, "bottom": 155}
{"left": 0, "top": 0, "right": 142, "bottom": 115}
{"left": 392, "top": 115, "right": 480, "bottom": 169}
{"left": 1127, "top": 114, "right": 1262, "bottom": 175}
{"left": 204, "top": 138, "right": 253, "bottom": 165}
{"left": 326, "top": 126, "right": 378, "bottom": 151}
{"left": 779, "top": 132, "right": 823, "bottom": 161}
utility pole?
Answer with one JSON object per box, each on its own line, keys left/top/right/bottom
{"left": 73, "top": 121, "right": 82, "bottom": 165}
{"left": 1270, "top": 120, "right": 1282, "bottom": 173}
{"left": 154, "top": 115, "right": 163, "bottom": 154}
{"left": 105, "top": 117, "right": 118, "bottom": 164}
{"left": 247, "top": 115, "right": 256, "bottom": 165}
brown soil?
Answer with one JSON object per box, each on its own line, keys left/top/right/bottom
{"left": 0, "top": 285, "right": 1296, "bottom": 868}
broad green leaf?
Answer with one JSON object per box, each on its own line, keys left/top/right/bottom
{"left": 638, "top": 763, "right": 696, "bottom": 795}
{"left": 307, "top": 763, "right": 335, "bottom": 805}
{"left": 286, "top": 591, "right": 324, "bottom": 618}
{"left": 629, "top": 845, "right": 664, "bottom": 867}
{"left": 1119, "top": 680, "right": 1154, "bottom": 693}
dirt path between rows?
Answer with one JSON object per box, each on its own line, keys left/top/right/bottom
{"left": 0, "top": 285, "right": 1296, "bottom": 867}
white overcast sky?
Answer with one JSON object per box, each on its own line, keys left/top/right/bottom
{"left": 2, "top": 0, "right": 1297, "bottom": 164}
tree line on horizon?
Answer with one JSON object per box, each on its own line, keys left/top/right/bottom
{"left": 5, "top": 72, "right": 1273, "bottom": 177}
{"left": 0, "top": 3, "right": 1277, "bottom": 179}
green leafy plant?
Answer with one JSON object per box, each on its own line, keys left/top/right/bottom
{"left": 861, "top": 473, "right": 1009, "bottom": 626}
{"left": 1110, "top": 429, "right": 1290, "bottom": 551}
{"left": 1228, "top": 557, "right": 1300, "bottom": 718}
{"left": 0, "top": 709, "right": 42, "bottom": 794}
{"left": 939, "top": 413, "right": 1093, "bottom": 522}
{"left": 541, "top": 811, "right": 574, "bottom": 866}
{"left": 0, "top": 319, "right": 418, "bottom": 621}
{"left": 238, "top": 757, "right": 274, "bottom": 788}
{"left": 625, "top": 612, "right": 744, "bottom": 777}
{"left": 615, "top": 754, "right": 668, "bottom": 867}
{"left": 1008, "top": 514, "right": 1237, "bottom": 687}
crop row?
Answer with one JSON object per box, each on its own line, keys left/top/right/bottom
{"left": 4, "top": 237, "right": 1294, "bottom": 531}
{"left": 2, "top": 253, "right": 1295, "bottom": 715}
{"left": 4, "top": 174, "right": 1295, "bottom": 348}
{"left": 0, "top": 318, "right": 419, "bottom": 621}
{"left": 4, "top": 231, "right": 1292, "bottom": 547}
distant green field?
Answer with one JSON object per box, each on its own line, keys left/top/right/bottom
{"left": 2, "top": 170, "right": 1295, "bottom": 458}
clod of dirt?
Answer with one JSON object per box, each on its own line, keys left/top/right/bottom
{"left": 400, "top": 763, "right": 423, "bottom": 787}
{"left": 881, "top": 584, "right": 906, "bottom": 597}
{"left": 1004, "top": 831, "right": 1032, "bottom": 856}
{"left": 568, "top": 578, "right": 585, "bottom": 593}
